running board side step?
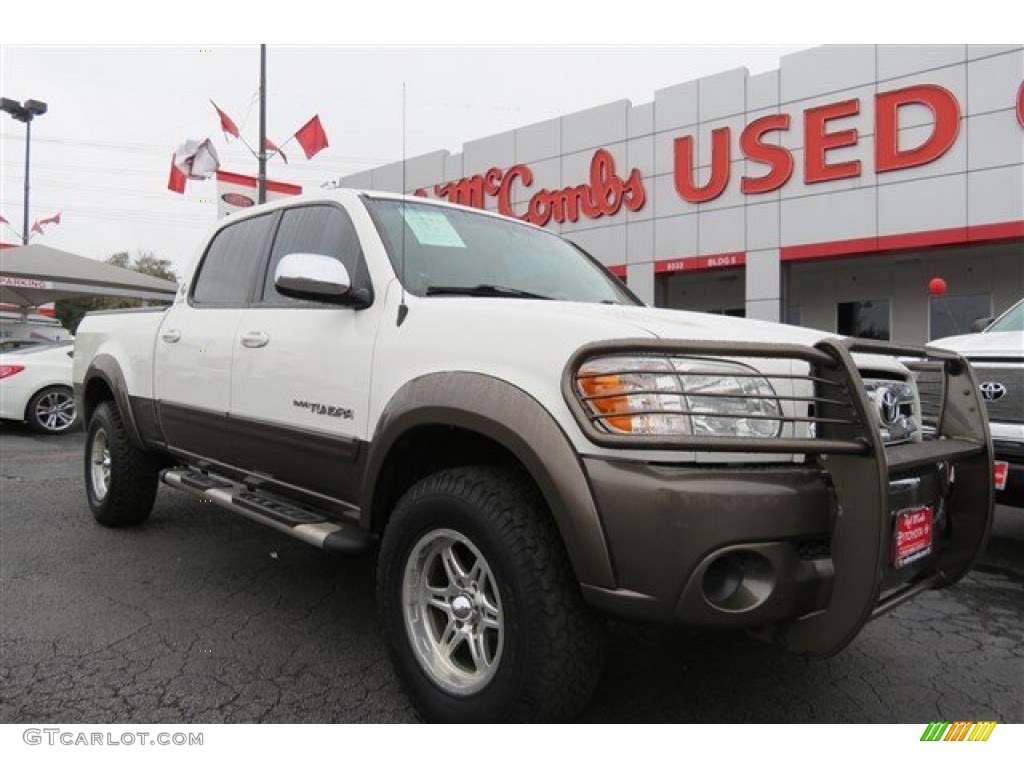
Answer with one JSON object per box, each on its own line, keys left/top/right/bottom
{"left": 161, "top": 469, "right": 376, "bottom": 555}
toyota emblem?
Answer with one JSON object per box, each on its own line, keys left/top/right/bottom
{"left": 879, "top": 388, "right": 901, "bottom": 425}
{"left": 979, "top": 381, "right": 1007, "bottom": 401}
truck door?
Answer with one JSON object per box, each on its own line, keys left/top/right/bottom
{"left": 154, "top": 212, "right": 277, "bottom": 464}
{"left": 229, "top": 203, "right": 382, "bottom": 506}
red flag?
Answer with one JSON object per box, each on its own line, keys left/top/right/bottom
{"left": 30, "top": 211, "right": 62, "bottom": 235}
{"left": 210, "top": 100, "right": 241, "bottom": 139}
{"left": 294, "top": 115, "right": 328, "bottom": 159}
{"left": 168, "top": 153, "right": 187, "bottom": 193}
{"left": 264, "top": 138, "right": 288, "bottom": 164}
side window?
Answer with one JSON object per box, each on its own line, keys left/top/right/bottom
{"left": 261, "top": 205, "right": 370, "bottom": 304}
{"left": 192, "top": 214, "right": 276, "bottom": 306}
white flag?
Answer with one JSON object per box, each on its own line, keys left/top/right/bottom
{"left": 174, "top": 138, "right": 221, "bottom": 180}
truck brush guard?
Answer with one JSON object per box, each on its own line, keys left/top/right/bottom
{"left": 564, "top": 337, "right": 994, "bottom": 657}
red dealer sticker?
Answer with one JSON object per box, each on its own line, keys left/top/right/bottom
{"left": 994, "top": 461, "right": 1009, "bottom": 491}
{"left": 893, "top": 506, "right": 933, "bottom": 568}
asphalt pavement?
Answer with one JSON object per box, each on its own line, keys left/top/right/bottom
{"left": 1, "top": 424, "right": 1021, "bottom": 723}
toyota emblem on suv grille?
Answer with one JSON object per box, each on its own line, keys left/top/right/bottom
{"left": 979, "top": 381, "right": 1007, "bottom": 401}
{"left": 879, "top": 388, "right": 901, "bottom": 425}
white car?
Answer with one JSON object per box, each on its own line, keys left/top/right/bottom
{"left": 0, "top": 342, "right": 77, "bottom": 434}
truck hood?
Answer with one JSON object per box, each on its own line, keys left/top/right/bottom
{"left": 419, "top": 297, "right": 836, "bottom": 345}
{"left": 404, "top": 297, "right": 909, "bottom": 377}
{"left": 929, "top": 331, "right": 1023, "bottom": 358}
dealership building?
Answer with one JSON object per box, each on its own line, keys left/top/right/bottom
{"left": 335, "top": 45, "right": 1024, "bottom": 345}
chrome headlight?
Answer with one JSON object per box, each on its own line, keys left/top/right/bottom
{"left": 575, "top": 355, "right": 782, "bottom": 438}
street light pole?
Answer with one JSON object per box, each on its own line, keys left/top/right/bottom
{"left": 1, "top": 97, "right": 48, "bottom": 245}
{"left": 23, "top": 118, "right": 31, "bottom": 244}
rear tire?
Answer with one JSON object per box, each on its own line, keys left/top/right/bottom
{"left": 26, "top": 385, "right": 77, "bottom": 434}
{"left": 85, "top": 401, "right": 160, "bottom": 527}
{"left": 377, "top": 466, "right": 607, "bottom": 722}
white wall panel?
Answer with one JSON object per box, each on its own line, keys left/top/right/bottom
{"left": 746, "top": 70, "right": 779, "bottom": 112}
{"left": 877, "top": 45, "right": 966, "bottom": 81}
{"left": 654, "top": 80, "right": 698, "bottom": 132}
{"left": 781, "top": 186, "right": 877, "bottom": 245}
{"left": 626, "top": 220, "right": 654, "bottom": 265}
{"left": 747, "top": 201, "right": 781, "bottom": 251}
{"left": 746, "top": 249, "right": 781, "bottom": 303}
{"left": 561, "top": 100, "right": 628, "bottom": 154}
{"left": 966, "top": 50, "right": 1024, "bottom": 115}
{"left": 877, "top": 174, "right": 966, "bottom": 235}
{"left": 698, "top": 207, "right": 745, "bottom": 255}
{"left": 654, "top": 213, "right": 698, "bottom": 258}
{"left": 627, "top": 261, "right": 655, "bottom": 305}
{"left": 967, "top": 166, "right": 1024, "bottom": 227}
{"left": 780, "top": 46, "right": 875, "bottom": 104}
{"left": 628, "top": 102, "right": 654, "bottom": 138}
{"left": 698, "top": 68, "right": 748, "bottom": 122}
{"left": 463, "top": 131, "right": 515, "bottom": 178}
{"left": 967, "top": 110, "right": 1024, "bottom": 171}
{"left": 515, "top": 118, "right": 560, "bottom": 163}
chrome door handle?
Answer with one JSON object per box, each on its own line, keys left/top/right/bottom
{"left": 161, "top": 329, "right": 181, "bottom": 343}
{"left": 241, "top": 331, "right": 270, "bottom": 348}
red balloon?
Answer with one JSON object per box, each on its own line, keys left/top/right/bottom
{"left": 928, "top": 277, "right": 947, "bottom": 297}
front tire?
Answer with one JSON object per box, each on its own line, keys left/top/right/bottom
{"left": 85, "top": 401, "right": 160, "bottom": 527}
{"left": 26, "top": 385, "right": 77, "bottom": 434}
{"left": 377, "top": 466, "right": 607, "bottom": 722}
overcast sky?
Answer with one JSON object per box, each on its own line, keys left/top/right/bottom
{"left": 1, "top": 45, "right": 811, "bottom": 273}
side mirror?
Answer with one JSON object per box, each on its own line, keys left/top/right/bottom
{"left": 274, "top": 253, "right": 369, "bottom": 307}
{"left": 969, "top": 317, "right": 994, "bottom": 333}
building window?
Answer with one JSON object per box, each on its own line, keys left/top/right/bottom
{"left": 929, "top": 293, "right": 991, "bottom": 340}
{"left": 837, "top": 299, "right": 890, "bottom": 340}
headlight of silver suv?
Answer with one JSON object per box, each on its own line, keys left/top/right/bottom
{"left": 575, "top": 355, "right": 782, "bottom": 438}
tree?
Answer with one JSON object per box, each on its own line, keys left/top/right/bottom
{"left": 54, "top": 251, "right": 177, "bottom": 334}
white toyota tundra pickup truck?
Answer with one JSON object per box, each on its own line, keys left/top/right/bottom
{"left": 931, "top": 297, "right": 1024, "bottom": 508}
{"left": 73, "top": 190, "right": 994, "bottom": 722}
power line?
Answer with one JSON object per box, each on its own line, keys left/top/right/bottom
{"left": 1, "top": 132, "right": 394, "bottom": 164}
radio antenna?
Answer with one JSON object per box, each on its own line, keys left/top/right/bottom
{"left": 397, "top": 82, "right": 409, "bottom": 327}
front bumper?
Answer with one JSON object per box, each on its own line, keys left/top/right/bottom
{"left": 568, "top": 337, "right": 993, "bottom": 657}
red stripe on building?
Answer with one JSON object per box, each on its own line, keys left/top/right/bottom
{"left": 655, "top": 252, "right": 746, "bottom": 273}
{"left": 607, "top": 265, "right": 627, "bottom": 278}
{"left": 781, "top": 220, "right": 1024, "bottom": 262}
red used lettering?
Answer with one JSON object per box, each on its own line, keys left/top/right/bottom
{"left": 875, "top": 85, "right": 961, "bottom": 173}
{"left": 804, "top": 98, "right": 861, "bottom": 184}
{"left": 673, "top": 128, "right": 731, "bottom": 203}
{"left": 740, "top": 114, "right": 794, "bottom": 194}
{"left": 1017, "top": 79, "right": 1024, "bottom": 129}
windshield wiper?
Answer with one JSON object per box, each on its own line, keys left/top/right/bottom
{"left": 424, "top": 284, "right": 553, "bottom": 300}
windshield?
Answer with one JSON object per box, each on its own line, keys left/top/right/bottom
{"left": 987, "top": 299, "right": 1024, "bottom": 333}
{"left": 364, "top": 197, "right": 638, "bottom": 305}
